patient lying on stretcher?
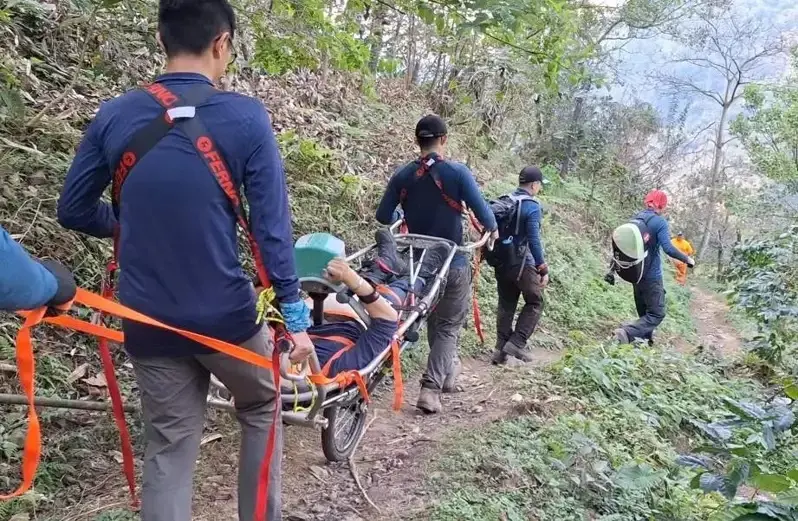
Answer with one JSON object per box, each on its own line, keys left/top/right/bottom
{"left": 307, "top": 230, "right": 447, "bottom": 376}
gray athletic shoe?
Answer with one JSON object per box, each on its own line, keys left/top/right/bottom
{"left": 442, "top": 357, "right": 462, "bottom": 393}
{"left": 501, "top": 341, "right": 535, "bottom": 363}
{"left": 416, "top": 387, "right": 442, "bottom": 414}
{"left": 614, "top": 328, "right": 630, "bottom": 344}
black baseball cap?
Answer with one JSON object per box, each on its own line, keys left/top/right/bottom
{"left": 519, "top": 165, "right": 547, "bottom": 184}
{"left": 415, "top": 115, "right": 448, "bottom": 139}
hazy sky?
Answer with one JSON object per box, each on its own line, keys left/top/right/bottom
{"left": 608, "top": 0, "right": 797, "bottom": 126}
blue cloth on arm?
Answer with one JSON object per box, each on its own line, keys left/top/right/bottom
{"left": 282, "top": 299, "right": 311, "bottom": 333}
{"left": 58, "top": 73, "right": 302, "bottom": 357}
{"left": 375, "top": 155, "right": 497, "bottom": 268}
{"left": 634, "top": 209, "right": 690, "bottom": 281}
{"left": 0, "top": 226, "right": 57, "bottom": 311}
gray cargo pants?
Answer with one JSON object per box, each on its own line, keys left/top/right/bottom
{"left": 421, "top": 267, "right": 470, "bottom": 390}
{"left": 130, "top": 326, "right": 282, "bottom": 521}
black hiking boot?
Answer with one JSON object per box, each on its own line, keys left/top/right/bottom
{"left": 418, "top": 243, "right": 449, "bottom": 282}
{"left": 501, "top": 341, "right": 535, "bottom": 363}
{"left": 362, "top": 229, "right": 408, "bottom": 285}
{"left": 491, "top": 349, "right": 508, "bottom": 365}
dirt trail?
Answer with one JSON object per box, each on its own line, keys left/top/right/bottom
{"left": 675, "top": 286, "right": 743, "bottom": 359}
{"left": 61, "top": 287, "right": 742, "bottom": 521}
{"left": 177, "top": 348, "right": 559, "bottom": 521}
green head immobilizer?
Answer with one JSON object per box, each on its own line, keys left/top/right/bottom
{"left": 294, "top": 233, "right": 346, "bottom": 324}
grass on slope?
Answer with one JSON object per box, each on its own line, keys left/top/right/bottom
{"left": 422, "top": 195, "right": 798, "bottom": 521}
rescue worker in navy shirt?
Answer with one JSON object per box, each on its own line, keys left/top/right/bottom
{"left": 57, "top": 0, "right": 311, "bottom": 519}
{"left": 613, "top": 190, "right": 695, "bottom": 345}
{"left": 376, "top": 115, "right": 498, "bottom": 414}
{"left": 491, "top": 166, "right": 549, "bottom": 365}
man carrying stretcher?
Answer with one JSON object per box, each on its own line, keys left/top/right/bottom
{"left": 305, "top": 230, "right": 447, "bottom": 374}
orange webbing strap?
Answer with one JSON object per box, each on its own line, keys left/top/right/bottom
{"left": 307, "top": 334, "right": 356, "bottom": 376}
{"left": 390, "top": 339, "right": 403, "bottom": 410}
{"left": 376, "top": 285, "right": 401, "bottom": 307}
{"left": 0, "top": 308, "right": 45, "bottom": 501}
{"left": 3, "top": 289, "right": 284, "bottom": 501}
{"left": 96, "top": 275, "right": 137, "bottom": 506}
{"left": 471, "top": 246, "right": 485, "bottom": 344}
{"left": 467, "top": 210, "right": 485, "bottom": 344}
{"left": 254, "top": 347, "right": 281, "bottom": 521}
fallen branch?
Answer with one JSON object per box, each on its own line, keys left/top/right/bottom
{"left": 0, "top": 136, "right": 45, "bottom": 156}
{"left": 348, "top": 412, "right": 381, "bottom": 514}
{"left": 0, "top": 363, "right": 16, "bottom": 373}
{"left": 0, "top": 393, "right": 137, "bottom": 412}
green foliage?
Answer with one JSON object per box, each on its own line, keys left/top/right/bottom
{"left": 731, "top": 83, "right": 798, "bottom": 186}
{"left": 277, "top": 131, "right": 381, "bottom": 248}
{"left": 725, "top": 226, "right": 798, "bottom": 364}
{"left": 429, "top": 340, "right": 758, "bottom": 520}
{"left": 678, "top": 394, "right": 798, "bottom": 520}
{"left": 251, "top": 0, "right": 370, "bottom": 75}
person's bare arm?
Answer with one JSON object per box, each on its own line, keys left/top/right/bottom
{"left": 324, "top": 258, "right": 398, "bottom": 322}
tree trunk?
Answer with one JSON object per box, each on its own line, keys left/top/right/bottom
{"left": 559, "top": 97, "right": 584, "bottom": 179}
{"left": 431, "top": 50, "right": 443, "bottom": 89}
{"left": 697, "top": 101, "right": 730, "bottom": 260}
{"left": 367, "top": 2, "right": 388, "bottom": 73}
{"left": 405, "top": 16, "right": 416, "bottom": 87}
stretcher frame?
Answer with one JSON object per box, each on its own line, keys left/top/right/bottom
{"left": 207, "top": 223, "right": 489, "bottom": 461}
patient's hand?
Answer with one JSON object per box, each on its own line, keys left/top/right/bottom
{"left": 324, "top": 258, "right": 359, "bottom": 288}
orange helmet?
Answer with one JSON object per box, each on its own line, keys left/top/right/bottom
{"left": 644, "top": 189, "right": 668, "bottom": 211}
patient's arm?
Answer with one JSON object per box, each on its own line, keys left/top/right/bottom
{"left": 324, "top": 258, "right": 399, "bottom": 322}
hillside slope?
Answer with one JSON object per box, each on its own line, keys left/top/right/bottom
{"left": 1, "top": 3, "right": 797, "bottom": 521}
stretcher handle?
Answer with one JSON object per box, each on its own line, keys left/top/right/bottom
{"left": 279, "top": 352, "right": 310, "bottom": 382}
{"left": 458, "top": 231, "right": 492, "bottom": 252}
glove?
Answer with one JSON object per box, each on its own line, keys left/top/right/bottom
{"left": 38, "top": 259, "right": 77, "bottom": 310}
{"left": 604, "top": 272, "right": 616, "bottom": 286}
{"left": 686, "top": 257, "right": 696, "bottom": 269}
{"left": 281, "top": 299, "right": 311, "bottom": 333}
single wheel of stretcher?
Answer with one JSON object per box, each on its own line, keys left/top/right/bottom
{"left": 321, "top": 399, "right": 368, "bottom": 462}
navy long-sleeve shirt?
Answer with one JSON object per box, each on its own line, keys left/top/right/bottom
{"left": 375, "top": 154, "right": 497, "bottom": 268}
{"left": 58, "top": 73, "right": 300, "bottom": 357}
{"left": 511, "top": 188, "right": 545, "bottom": 267}
{"left": 0, "top": 226, "right": 57, "bottom": 311}
{"left": 634, "top": 209, "right": 691, "bottom": 281}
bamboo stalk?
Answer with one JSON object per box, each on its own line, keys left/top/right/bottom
{"left": 0, "top": 393, "right": 235, "bottom": 413}
{"left": 0, "top": 393, "right": 137, "bottom": 412}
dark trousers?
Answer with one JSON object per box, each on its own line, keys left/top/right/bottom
{"left": 624, "top": 278, "right": 666, "bottom": 341}
{"left": 495, "top": 265, "right": 545, "bottom": 350}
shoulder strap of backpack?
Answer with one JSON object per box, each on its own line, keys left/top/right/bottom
{"left": 507, "top": 193, "right": 535, "bottom": 236}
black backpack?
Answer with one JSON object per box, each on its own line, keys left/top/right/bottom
{"left": 483, "top": 193, "right": 536, "bottom": 270}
